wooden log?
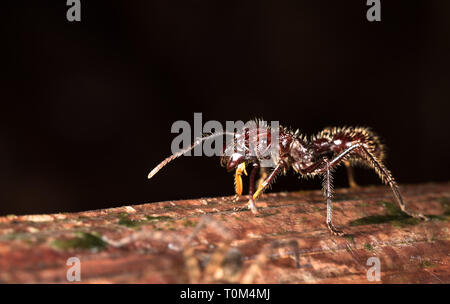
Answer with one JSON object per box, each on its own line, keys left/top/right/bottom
{"left": 0, "top": 182, "right": 449, "bottom": 283}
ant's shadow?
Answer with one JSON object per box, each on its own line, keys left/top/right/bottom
{"left": 348, "top": 201, "right": 449, "bottom": 229}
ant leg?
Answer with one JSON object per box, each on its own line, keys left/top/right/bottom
{"left": 357, "top": 145, "right": 428, "bottom": 221}
{"left": 245, "top": 167, "right": 267, "bottom": 208}
{"left": 323, "top": 158, "right": 345, "bottom": 236}
{"left": 256, "top": 167, "right": 268, "bottom": 190}
{"left": 326, "top": 143, "right": 428, "bottom": 221}
{"left": 232, "top": 163, "right": 247, "bottom": 202}
{"left": 249, "top": 162, "right": 284, "bottom": 213}
{"left": 247, "top": 163, "right": 260, "bottom": 213}
{"left": 344, "top": 160, "right": 359, "bottom": 188}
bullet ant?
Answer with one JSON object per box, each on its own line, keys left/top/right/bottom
{"left": 148, "top": 121, "right": 428, "bottom": 235}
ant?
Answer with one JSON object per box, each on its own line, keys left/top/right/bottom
{"left": 148, "top": 121, "right": 428, "bottom": 236}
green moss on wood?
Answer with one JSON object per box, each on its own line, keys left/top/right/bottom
{"left": 51, "top": 232, "right": 106, "bottom": 252}
{"left": 117, "top": 213, "right": 143, "bottom": 228}
{"left": 364, "top": 243, "right": 374, "bottom": 252}
{"left": 420, "top": 260, "right": 436, "bottom": 269}
{"left": 117, "top": 213, "right": 173, "bottom": 228}
{"left": 182, "top": 219, "right": 198, "bottom": 227}
{"left": 343, "top": 235, "right": 355, "bottom": 243}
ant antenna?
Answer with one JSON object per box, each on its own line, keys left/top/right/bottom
{"left": 148, "top": 131, "right": 236, "bottom": 179}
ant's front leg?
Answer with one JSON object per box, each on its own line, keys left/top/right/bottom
{"left": 249, "top": 162, "right": 284, "bottom": 214}
{"left": 323, "top": 158, "right": 345, "bottom": 236}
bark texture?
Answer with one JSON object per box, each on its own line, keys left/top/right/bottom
{"left": 0, "top": 183, "right": 449, "bottom": 283}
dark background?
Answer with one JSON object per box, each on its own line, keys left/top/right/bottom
{"left": 1, "top": 1, "right": 449, "bottom": 215}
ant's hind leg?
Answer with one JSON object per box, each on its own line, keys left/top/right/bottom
{"left": 357, "top": 146, "right": 428, "bottom": 221}
{"left": 344, "top": 160, "right": 359, "bottom": 188}
{"left": 232, "top": 163, "right": 247, "bottom": 202}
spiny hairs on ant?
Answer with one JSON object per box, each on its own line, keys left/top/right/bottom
{"left": 148, "top": 120, "right": 428, "bottom": 236}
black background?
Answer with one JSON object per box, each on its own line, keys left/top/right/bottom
{"left": 1, "top": 1, "right": 449, "bottom": 215}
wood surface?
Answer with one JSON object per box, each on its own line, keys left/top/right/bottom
{"left": 0, "top": 182, "right": 449, "bottom": 283}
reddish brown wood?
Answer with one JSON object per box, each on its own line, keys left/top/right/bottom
{"left": 0, "top": 183, "right": 449, "bottom": 283}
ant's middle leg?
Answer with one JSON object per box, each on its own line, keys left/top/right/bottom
{"left": 323, "top": 158, "right": 345, "bottom": 236}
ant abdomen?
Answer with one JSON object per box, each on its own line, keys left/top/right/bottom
{"left": 316, "top": 126, "right": 385, "bottom": 164}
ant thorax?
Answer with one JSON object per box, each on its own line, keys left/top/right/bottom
{"left": 289, "top": 138, "right": 316, "bottom": 175}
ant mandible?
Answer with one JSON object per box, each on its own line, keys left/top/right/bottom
{"left": 148, "top": 121, "right": 428, "bottom": 236}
